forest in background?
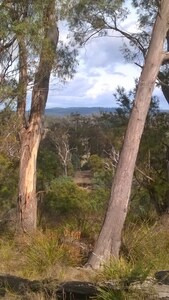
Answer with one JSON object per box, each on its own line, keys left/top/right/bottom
{"left": 1, "top": 0, "right": 169, "bottom": 298}
{"left": 1, "top": 94, "right": 169, "bottom": 285}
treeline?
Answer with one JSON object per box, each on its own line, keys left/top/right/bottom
{"left": 1, "top": 95, "right": 169, "bottom": 238}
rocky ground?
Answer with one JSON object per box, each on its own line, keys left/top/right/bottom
{"left": 1, "top": 270, "right": 169, "bottom": 299}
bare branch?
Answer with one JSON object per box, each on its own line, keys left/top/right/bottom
{"left": 0, "top": 37, "right": 16, "bottom": 54}
{"left": 135, "top": 166, "right": 154, "bottom": 182}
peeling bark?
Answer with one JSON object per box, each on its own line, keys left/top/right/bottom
{"left": 17, "top": 122, "right": 41, "bottom": 232}
{"left": 17, "top": 0, "right": 59, "bottom": 233}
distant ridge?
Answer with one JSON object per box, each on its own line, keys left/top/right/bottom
{"left": 45, "top": 107, "right": 116, "bottom": 116}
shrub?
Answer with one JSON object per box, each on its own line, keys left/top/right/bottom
{"left": 44, "top": 176, "right": 109, "bottom": 239}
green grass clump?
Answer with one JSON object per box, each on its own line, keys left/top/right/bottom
{"left": 96, "top": 287, "right": 156, "bottom": 300}
{"left": 0, "top": 238, "right": 19, "bottom": 274}
{"left": 0, "top": 229, "right": 83, "bottom": 279}
{"left": 20, "top": 229, "right": 82, "bottom": 278}
{"left": 97, "top": 288, "right": 124, "bottom": 300}
{"left": 96, "top": 223, "right": 169, "bottom": 284}
{"left": 23, "top": 230, "right": 65, "bottom": 275}
{"left": 0, "top": 220, "right": 169, "bottom": 290}
{"left": 123, "top": 222, "right": 169, "bottom": 273}
{"left": 97, "top": 257, "right": 150, "bottom": 284}
{"left": 94, "top": 222, "right": 169, "bottom": 300}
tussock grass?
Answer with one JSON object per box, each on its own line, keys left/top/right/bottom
{"left": 96, "top": 222, "right": 169, "bottom": 284}
{"left": 94, "top": 222, "right": 169, "bottom": 299}
{"left": 0, "top": 220, "right": 169, "bottom": 300}
{"left": 123, "top": 222, "right": 169, "bottom": 274}
{"left": 0, "top": 229, "right": 84, "bottom": 280}
{"left": 17, "top": 229, "right": 83, "bottom": 279}
{"left": 96, "top": 257, "right": 150, "bottom": 283}
{"left": 96, "top": 287, "right": 156, "bottom": 300}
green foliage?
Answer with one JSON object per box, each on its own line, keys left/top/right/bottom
{"left": 96, "top": 287, "right": 154, "bottom": 300}
{"left": 95, "top": 255, "right": 154, "bottom": 299}
{"left": 46, "top": 176, "right": 88, "bottom": 214}
{"left": 0, "top": 231, "right": 82, "bottom": 279}
{"left": 41, "top": 175, "right": 109, "bottom": 239}
{"left": 88, "top": 155, "right": 113, "bottom": 189}
{"left": 97, "top": 288, "right": 125, "bottom": 300}
{"left": 92, "top": 169, "right": 113, "bottom": 189}
{"left": 112, "top": 88, "right": 169, "bottom": 219}
{"left": 0, "top": 0, "right": 78, "bottom": 109}
{"left": 0, "top": 108, "right": 19, "bottom": 214}
{"left": 127, "top": 188, "right": 157, "bottom": 223}
{"left": 134, "top": 111, "right": 169, "bottom": 216}
{"left": 132, "top": 0, "right": 158, "bottom": 29}
{"left": 0, "top": 238, "right": 15, "bottom": 270}
{"left": 0, "top": 154, "right": 18, "bottom": 212}
{"left": 89, "top": 155, "right": 105, "bottom": 173}
{"left": 97, "top": 258, "right": 149, "bottom": 283}
{"left": 54, "top": 43, "right": 78, "bottom": 81}
{"left": 123, "top": 223, "right": 169, "bottom": 273}
{"left": 94, "top": 222, "right": 169, "bottom": 299}
{"left": 68, "top": 0, "right": 126, "bottom": 45}
{"left": 114, "top": 87, "right": 133, "bottom": 120}
{"left": 23, "top": 231, "right": 69, "bottom": 276}
{"left": 41, "top": 99, "right": 169, "bottom": 229}
{"left": 0, "top": 109, "right": 20, "bottom": 158}
{"left": 37, "top": 146, "right": 62, "bottom": 188}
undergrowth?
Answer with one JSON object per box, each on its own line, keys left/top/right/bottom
{"left": 0, "top": 222, "right": 168, "bottom": 288}
{"left": 95, "top": 222, "right": 169, "bottom": 284}
{"left": 122, "top": 222, "right": 169, "bottom": 273}
{"left": 0, "top": 229, "right": 83, "bottom": 280}
{"left": 96, "top": 287, "right": 156, "bottom": 300}
{"left": 94, "top": 222, "right": 168, "bottom": 299}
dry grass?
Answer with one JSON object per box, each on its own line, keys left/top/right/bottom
{"left": 1, "top": 223, "right": 169, "bottom": 281}
{"left": 123, "top": 222, "right": 169, "bottom": 274}
{"left": 0, "top": 222, "right": 169, "bottom": 299}
{"left": 0, "top": 229, "right": 95, "bottom": 281}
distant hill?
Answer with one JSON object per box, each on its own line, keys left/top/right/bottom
{"left": 45, "top": 107, "right": 116, "bottom": 116}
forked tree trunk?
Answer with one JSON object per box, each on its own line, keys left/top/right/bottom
{"left": 17, "top": 1, "right": 59, "bottom": 233}
{"left": 87, "top": 0, "right": 169, "bottom": 269}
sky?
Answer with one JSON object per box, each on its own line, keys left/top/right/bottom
{"left": 46, "top": 4, "right": 169, "bottom": 110}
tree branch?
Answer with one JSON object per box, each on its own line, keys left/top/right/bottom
{"left": 0, "top": 37, "right": 16, "bottom": 54}
{"left": 162, "top": 51, "right": 169, "bottom": 63}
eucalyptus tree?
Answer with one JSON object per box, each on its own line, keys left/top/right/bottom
{"left": 89, "top": 1, "right": 169, "bottom": 268}
{"left": 68, "top": 0, "right": 169, "bottom": 269}
{"left": 68, "top": 0, "right": 168, "bottom": 100}
{"left": 0, "top": 0, "right": 77, "bottom": 233}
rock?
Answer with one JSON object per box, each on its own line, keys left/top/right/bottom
{"left": 57, "top": 281, "right": 97, "bottom": 299}
{"left": 1, "top": 271, "right": 169, "bottom": 299}
{"left": 155, "top": 271, "right": 169, "bottom": 285}
{"left": 154, "top": 283, "right": 169, "bottom": 299}
{"left": 0, "top": 274, "right": 54, "bottom": 297}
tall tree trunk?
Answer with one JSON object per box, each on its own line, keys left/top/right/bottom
{"left": 17, "top": 123, "right": 41, "bottom": 232}
{"left": 17, "top": 39, "right": 27, "bottom": 125}
{"left": 87, "top": 0, "right": 169, "bottom": 269}
{"left": 17, "top": 0, "right": 59, "bottom": 233}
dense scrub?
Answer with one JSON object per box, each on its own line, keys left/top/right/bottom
{"left": 1, "top": 105, "right": 169, "bottom": 298}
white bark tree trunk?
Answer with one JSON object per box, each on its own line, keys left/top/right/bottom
{"left": 87, "top": 0, "right": 169, "bottom": 269}
{"left": 17, "top": 0, "right": 59, "bottom": 233}
{"left": 17, "top": 121, "right": 42, "bottom": 231}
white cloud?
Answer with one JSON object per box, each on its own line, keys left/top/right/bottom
{"left": 85, "top": 64, "right": 138, "bottom": 99}
{"left": 47, "top": 3, "right": 168, "bottom": 109}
